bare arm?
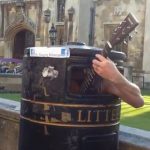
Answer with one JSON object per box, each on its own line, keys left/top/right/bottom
{"left": 92, "top": 54, "right": 144, "bottom": 108}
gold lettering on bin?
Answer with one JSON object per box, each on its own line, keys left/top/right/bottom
{"left": 77, "top": 110, "right": 86, "bottom": 122}
{"left": 111, "top": 109, "right": 119, "bottom": 121}
{"left": 44, "top": 104, "right": 50, "bottom": 123}
{"left": 44, "top": 104, "right": 50, "bottom": 135}
{"left": 95, "top": 110, "right": 100, "bottom": 122}
{"left": 51, "top": 117, "right": 61, "bottom": 122}
{"left": 43, "top": 86, "right": 50, "bottom": 96}
{"left": 21, "top": 98, "right": 121, "bottom": 126}
{"left": 105, "top": 110, "right": 109, "bottom": 122}
{"left": 61, "top": 112, "right": 71, "bottom": 122}
{"left": 87, "top": 110, "right": 92, "bottom": 122}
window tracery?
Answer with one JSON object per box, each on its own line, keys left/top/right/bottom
{"left": 57, "top": 0, "right": 65, "bottom": 22}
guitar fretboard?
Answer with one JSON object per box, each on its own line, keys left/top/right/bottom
{"left": 80, "top": 68, "right": 96, "bottom": 93}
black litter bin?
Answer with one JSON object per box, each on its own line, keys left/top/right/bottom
{"left": 19, "top": 45, "right": 126, "bottom": 150}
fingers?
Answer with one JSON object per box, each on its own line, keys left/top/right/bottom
{"left": 95, "top": 54, "right": 106, "bottom": 62}
{"left": 92, "top": 54, "right": 107, "bottom": 68}
{"left": 92, "top": 64, "right": 101, "bottom": 76}
{"left": 93, "top": 54, "right": 114, "bottom": 67}
{"left": 93, "top": 64, "right": 102, "bottom": 73}
{"left": 92, "top": 54, "right": 105, "bottom": 66}
{"left": 92, "top": 58, "right": 103, "bottom": 76}
{"left": 92, "top": 59, "right": 100, "bottom": 67}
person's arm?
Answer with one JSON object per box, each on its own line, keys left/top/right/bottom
{"left": 92, "top": 54, "right": 144, "bottom": 108}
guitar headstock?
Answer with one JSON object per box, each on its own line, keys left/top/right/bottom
{"left": 109, "top": 13, "right": 139, "bottom": 48}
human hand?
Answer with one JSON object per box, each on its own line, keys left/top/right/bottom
{"left": 92, "top": 54, "right": 144, "bottom": 108}
{"left": 92, "top": 54, "right": 121, "bottom": 82}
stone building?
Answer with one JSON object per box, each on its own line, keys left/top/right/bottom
{"left": 0, "top": 0, "right": 149, "bottom": 87}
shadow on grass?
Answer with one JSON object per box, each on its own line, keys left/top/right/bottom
{"left": 120, "top": 110, "right": 150, "bottom": 131}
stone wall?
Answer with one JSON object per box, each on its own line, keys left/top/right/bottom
{"left": 0, "top": 99, "right": 20, "bottom": 150}
{"left": 142, "top": 0, "right": 150, "bottom": 84}
{"left": 0, "top": 74, "right": 21, "bottom": 92}
{"left": 0, "top": 40, "right": 4, "bottom": 57}
{"left": 94, "top": 0, "right": 146, "bottom": 70}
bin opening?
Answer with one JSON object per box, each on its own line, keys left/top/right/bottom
{"left": 67, "top": 65, "right": 102, "bottom": 97}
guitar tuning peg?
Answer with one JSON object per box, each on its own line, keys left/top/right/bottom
{"left": 123, "top": 40, "right": 128, "bottom": 45}
{"left": 128, "top": 35, "right": 132, "bottom": 41}
{"left": 134, "top": 30, "right": 138, "bottom": 34}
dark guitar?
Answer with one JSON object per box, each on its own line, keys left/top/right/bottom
{"left": 80, "top": 13, "right": 139, "bottom": 94}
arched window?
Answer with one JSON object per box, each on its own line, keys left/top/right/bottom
{"left": 57, "top": 0, "right": 65, "bottom": 22}
{"left": 0, "top": 5, "right": 4, "bottom": 37}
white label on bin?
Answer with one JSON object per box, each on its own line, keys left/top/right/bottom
{"left": 29, "top": 47, "right": 70, "bottom": 58}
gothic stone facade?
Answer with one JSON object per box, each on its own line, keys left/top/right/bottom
{"left": 0, "top": 0, "right": 150, "bottom": 87}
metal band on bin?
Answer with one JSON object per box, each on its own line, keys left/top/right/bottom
{"left": 21, "top": 98, "right": 121, "bottom": 128}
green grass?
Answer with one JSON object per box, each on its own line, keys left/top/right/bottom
{"left": 0, "top": 92, "right": 21, "bottom": 101}
{"left": 0, "top": 89, "right": 150, "bottom": 131}
{"left": 120, "top": 89, "right": 150, "bottom": 131}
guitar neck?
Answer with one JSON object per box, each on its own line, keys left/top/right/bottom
{"left": 103, "top": 41, "right": 112, "bottom": 57}
{"left": 80, "top": 13, "right": 139, "bottom": 94}
{"left": 80, "top": 68, "right": 96, "bottom": 93}
{"left": 80, "top": 42, "right": 112, "bottom": 94}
